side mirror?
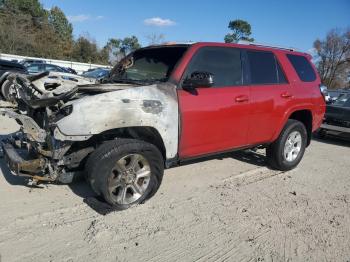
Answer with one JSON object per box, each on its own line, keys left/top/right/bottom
{"left": 183, "top": 71, "right": 214, "bottom": 90}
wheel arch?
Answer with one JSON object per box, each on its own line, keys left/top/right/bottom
{"left": 88, "top": 126, "right": 167, "bottom": 162}
{"left": 288, "top": 110, "right": 313, "bottom": 146}
{"left": 273, "top": 108, "right": 313, "bottom": 147}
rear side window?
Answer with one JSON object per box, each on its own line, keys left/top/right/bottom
{"left": 185, "top": 47, "right": 242, "bottom": 87}
{"left": 247, "top": 51, "right": 286, "bottom": 85}
{"left": 287, "top": 54, "right": 316, "bottom": 82}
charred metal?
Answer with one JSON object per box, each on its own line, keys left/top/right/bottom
{"left": 0, "top": 71, "right": 179, "bottom": 184}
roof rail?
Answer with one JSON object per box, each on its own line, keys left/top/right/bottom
{"left": 237, "top": 40, "right": 298, "bottom": 52}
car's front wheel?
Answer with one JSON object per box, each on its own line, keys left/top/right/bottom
{"left": 86, "top": 139, "right": 164, "bottom": 210}
{"left": 266, "top": 119, "right": 307, "bottom": 171}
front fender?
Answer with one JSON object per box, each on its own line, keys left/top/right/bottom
{"left": 55, "top": 83, "right": 179, "bottom": 159}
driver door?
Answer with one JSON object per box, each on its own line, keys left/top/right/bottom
{"left": 178, "top": 46, "right": 251, "bottom": 158}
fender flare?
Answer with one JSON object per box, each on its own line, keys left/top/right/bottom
{"left": 271, "top": 104, "right": 314, "bottom": 142}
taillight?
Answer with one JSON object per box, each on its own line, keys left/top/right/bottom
{"left": 319, "top": 84, "right": 327, "bottom": 102}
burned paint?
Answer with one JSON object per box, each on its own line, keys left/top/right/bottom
{"left": 142, "top": 100, "right": 163, "bottom": 114}
{"left": 54, "top": 83, "right": 179, "bottom": 159}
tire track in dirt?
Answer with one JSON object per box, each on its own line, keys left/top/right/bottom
{"left": 141, "top": 167, "right": 284, "bottom": 262}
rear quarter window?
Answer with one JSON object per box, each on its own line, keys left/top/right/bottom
{"left": 287, "top": 54, "right": 316, "bottom": 82}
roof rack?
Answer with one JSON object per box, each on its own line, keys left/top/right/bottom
{"left": 237, "top": 40, "right": 298, "bottom": 52}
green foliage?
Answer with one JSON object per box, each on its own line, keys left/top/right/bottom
{"left": 120, "top": 36, "right": 141, "bottom": 55}
{"left": 104, "top": 36, "right": 141, "bottom": 64}
{"left": 0, "top": 0, "right": 141, "bottom": 64}
{"left": 72, "top": 36, "right": 99, "bottom": 63}
{"left": 48, "top": 6, "right": 73, "bottom": 41}
{"left": 1, "top": 0, "right": 46, "bottom": 18}
{"left": 224, "top": 19, "right": 254, "bottom": 43}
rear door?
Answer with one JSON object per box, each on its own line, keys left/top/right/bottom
{"left": 178, "top": 46, "right": 251, "bottom": 158}
{"left": 245, "top": 50, "right": 291, "bottom": 144}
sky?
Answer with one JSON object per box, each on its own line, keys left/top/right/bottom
{"left": 41, "top": 0, "right": 350, "bottom": 52}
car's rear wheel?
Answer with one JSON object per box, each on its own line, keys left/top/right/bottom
{"left": 86, "top": 139, "right": 164, "bottom": 210}
{"left": 266, "top": 119, "right": 307, "bottom": 171}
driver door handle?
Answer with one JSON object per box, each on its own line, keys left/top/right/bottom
{"left": 235, "top": 95, "right": 249, "bottom": 103}
{"left": 281, "top": 92, "right": 293, "bottom": 99}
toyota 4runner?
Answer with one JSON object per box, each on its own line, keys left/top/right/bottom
{"left": 0, "top": 42, "right": 325, "bottom": 210}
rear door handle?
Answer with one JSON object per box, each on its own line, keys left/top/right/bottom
{"left": 281, "top": 92, "right": 293, "bottom": 99}
{"left": 235, "top": 95, "right": 249, "bottom": 103}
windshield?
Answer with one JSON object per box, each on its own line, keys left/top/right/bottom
{"left": 109, "top": 46, "right": 188, "bottom": 83}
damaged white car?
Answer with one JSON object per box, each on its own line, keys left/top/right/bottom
{"left": 1, "top": 71, "right": 98, "bottom": 102}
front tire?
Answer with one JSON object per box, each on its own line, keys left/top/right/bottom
{"left": 266, "top": 119, "right": 307, "bottom": 171}
{"left": 86, "top": 139, "right": 164, "bottom": 210}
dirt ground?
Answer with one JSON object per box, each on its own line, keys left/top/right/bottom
{"left": 0, "top": 115, "right": 349, "bottom": 262}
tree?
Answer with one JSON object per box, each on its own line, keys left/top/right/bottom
{"left": 104, "top": 36, "right": 141, "bottom": 64}
{"left": 72, "top": 36, "right": 99, "bottom": 63}
{"left": 0, "top": 0, "right": 63, "bottom": 58}
{"left": 48, "top": 6, "right": 73, "bottom": 58}
{"left": 0, "top": 0, "right": 139, "bottom": 65}
{"left": 0, "top": 0, "right": 47, "bottom": 18}
{"left": 313, "top": 28, "right": 350, "bottom": 89}
{"left": 224, "top": 19, "right": 254, "bottom": 43}
{"left": 72, "top": 35, "right": 109, "bottom": 64}
{"left": 48, "top": 7, "right": 72, "bottom": 41}
{"left": 146, "top": 33, "right": 165, "bottom": 45}
{"left": 120, "top": 36, "right": 141, "bottom": 56}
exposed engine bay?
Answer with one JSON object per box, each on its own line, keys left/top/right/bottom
{"left": 1, "top": 72, "right": 138, "bottom": 184}
{"left": 0, "top": 75, "right": 179, "bottom": 185}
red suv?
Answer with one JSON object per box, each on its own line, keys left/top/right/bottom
{"left": 1, "top": 42, "right": 325, "bottom": 210}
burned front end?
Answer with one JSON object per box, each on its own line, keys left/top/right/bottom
{"left": 0, "top": 69, "right": 180, "bottom": 185}
{"left": 0, "top": 73, "right": 96, "bottom": 184}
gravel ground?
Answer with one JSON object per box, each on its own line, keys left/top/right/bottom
{"left": 0, "top": 115, "right": 349, "bottom": 262}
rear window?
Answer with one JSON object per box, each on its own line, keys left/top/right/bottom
{"left": 247, "top": 51, "right": 287, "bottom": 85}
{"left": 287, "top": 54, "right": 316, "bottom": 82}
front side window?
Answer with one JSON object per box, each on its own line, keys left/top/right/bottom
{"left": 247, "top": 50, "right": 286, "bottom": 85}
{"left": 287, "top": 54, "right": 316, "bottom": 82}
{"left": 184, "top": 47, "right": 242, "bottom": 87}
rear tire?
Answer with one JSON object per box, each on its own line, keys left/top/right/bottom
{"left": 85, "top": 139, "right": 164, "bottom": 210}
{"left": 266, "top": 119, "right": 307, "bottom": 171}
